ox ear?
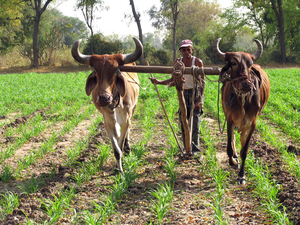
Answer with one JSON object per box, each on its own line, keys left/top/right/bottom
{"left": 115, "top": 70, "right": 127, "bottom": 97}
{"left": 251, "top": 67, "right": 262, "bottom": 88}
{"left": 86, "top": 71, "right": 97, "bottom": 96}
{"left": 219, "top": 62, "right": 231, "bottom": 83}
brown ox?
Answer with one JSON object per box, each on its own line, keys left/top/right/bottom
{"left": 72, "top": 37, "right": 143, "bottom": 174}
{"left": 214, "top": 38, "right": 270, "bottom": 184}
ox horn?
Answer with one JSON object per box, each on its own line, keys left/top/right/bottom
{"left": 71, "top": 39, "right": 91, "bottom": 65}
{"left": 122, "top": 37, "right": 143, "bottom": 64}
{"left": 253, "top": 39, "right": 263, "bottom": 61}
{"left": 213, "top": 38, "right": 226, "bottom": 61}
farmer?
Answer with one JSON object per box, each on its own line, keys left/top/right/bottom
{"left": 150, "top": 39, "right": 205, "bottom": 153}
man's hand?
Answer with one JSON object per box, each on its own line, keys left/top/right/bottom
{"left": 149, "top": 77, "right": 159, "bottom": 84}
{"left": 167, "top": 81, "right": 175, "bottom": 87}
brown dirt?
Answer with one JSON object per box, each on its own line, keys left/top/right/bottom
{"left": 0, "top": 65, "right": 91, "bottom": 75}
{"left": 0, "top": 106, "right": 299, "bottom": 224}
{"left": 0, "top": 66, "right": 300, "bottom": 224}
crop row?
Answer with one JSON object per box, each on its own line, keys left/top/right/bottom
{"left": 0, "top": 68, "right": 299, "bottom": 224}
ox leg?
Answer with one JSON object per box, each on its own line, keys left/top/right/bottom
{"left": 232, "top": 133, "right": 239, "bottom": 165}
{"left": 116, "top": 111, "right": 131, "bottom": 154}
{"left": 227, "top": 121, "right": 239, "bottom": 167}
{"left": 123, "top": 130, "right": 131, "bottom": 154}
{"left": 103, "top": 115, "right": 124, "bottom": 174}
{"left": 123, "top": 105, "right": 137, "bottom": 154}
{"left": 111, "top": 136, "right": 124, "bottom": 174}
{"left": 238, "top": 123, "right": 256, "bottom": 185}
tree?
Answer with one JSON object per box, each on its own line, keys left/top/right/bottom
{"left": 54, "top": 14, "right": 88, "bottom": 47}
{"left": 149, "top": 0, "right": 180, "bottom": 61}
{"left": 270, "top": 0, "right": 286, "bottom": 63}
{"left": 226, "top": 0, "right": 269, "bottom": 47}
{"left": 83, "top": 33, "right": 123, "bottom": 55}
{"left": 176, "top": 0, "right": 220, "bottom": 47}
{"left": 229, "top": 0, "right": 287, "bottom": 63}
{"left": 283, "top": 1, "right": 300, "bottom": 61}
{"left": 128, "top": 0, "right": 145, "bottom": 64}
{"left": 0, "top": 0, "right": 25, "bottom": 53}
{"left": 28, "top": 0, "right": 54, "bottom": 68}
{"left": 76, "top": 0, "right": 107, "bottom": 54}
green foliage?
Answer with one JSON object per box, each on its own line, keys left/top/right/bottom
{"left": 228, "top": 0, "right": 300, "bottom": 63}
{"left": 144, "top": 43, "right": 172, "bottom": 66}
{"left": 0, "top": 0, "right": 25, "bottom": 54}
{"left": 193, "top": 21, "right": 237, "bottom": 64}
{"left": 49, "top": 10, "right": 88, "bottom": 47}
{"left": 246, "top": 153, "right": 291, "bottom": 224}
{"left": 83, "top": 33, "right": 123, "bottom": 55}
{"left": 0, "top": 165, "right": 14, "bottom": 182}
{"left": 150, "top": 182, "right": 174, "bottom": 225}
{"left": 18, "top": 175, "right": 45, "bottom": 194}
{"left": 175, "top": 0, "right": 222, "bottom": 51}
{"left": 0, "top": 192, "right": 19, "bottom": 219}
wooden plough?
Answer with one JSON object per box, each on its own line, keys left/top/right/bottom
{"left": 119, "top": 64, "right": 220, "bottom": 156}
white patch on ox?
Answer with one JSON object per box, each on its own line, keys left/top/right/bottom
{"left": 112, "top": 110, "right": 121, "bottom": 138}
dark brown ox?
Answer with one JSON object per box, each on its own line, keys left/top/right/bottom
{"left": 214, "top": 38, "right": 270, "bottom": 184}
{"left": 72, "top": 37, "right": 143, "bottom": 174}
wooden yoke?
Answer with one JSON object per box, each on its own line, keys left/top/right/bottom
{"left": 172, "top": 61, "right": 192, "bottom": 155}
{"left": 119, "top": 65, "right": 220, "bottom": 75}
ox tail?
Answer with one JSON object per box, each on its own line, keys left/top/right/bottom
{"left": 71, "top": 39, "right": 91, "bottom": 65}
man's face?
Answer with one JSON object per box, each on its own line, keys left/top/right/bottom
{"left": 180, "top": 47, "right": 193, "bottom": 58}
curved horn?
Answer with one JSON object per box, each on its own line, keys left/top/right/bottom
{"left": 253, "top": 39, "right": 263, "bottom": 61}
{"left": 122, "top": 37, "right": 143, "bottom": 64}
{"left": 71, "top": 39, "right": 91, "bottom": 65}
{"left": 213, "top": 38, "right": 226, "bottom": 61}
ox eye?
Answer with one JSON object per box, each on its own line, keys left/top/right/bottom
{"left": 231, "top": 62, "right": 237, "bottom": 67}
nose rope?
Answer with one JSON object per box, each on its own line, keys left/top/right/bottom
{"left": 96, "top": 55, "right": 116, "bottom": 107}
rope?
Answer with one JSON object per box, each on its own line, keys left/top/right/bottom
{"left": 217, "top": 81, "right": 228, "bottom": 134}
{"left": 127, "top": 72, "right": 171, "bottom": 90}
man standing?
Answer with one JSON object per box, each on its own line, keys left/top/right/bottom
{"left": 150, "top": 39, "right": 205, "bottom": 153}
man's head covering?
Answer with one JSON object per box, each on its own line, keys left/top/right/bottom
{"left": 179, "top": 39, "right": 193, "bottom": 50}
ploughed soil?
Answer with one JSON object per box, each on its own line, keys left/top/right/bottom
{"left": 0, "top": 107, "right": 300, "bottom": 224}
{"left": 0, "top": 66, "right": 300, "bottom": 224}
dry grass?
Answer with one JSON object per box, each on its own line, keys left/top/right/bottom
{"left": 0, "top": 48, "right": 31, "bottom": 68}
{"left": 1, "top": 46, "right": 300, "bottom": 75}
{"left": 0, "top": 45, "right": 91, "bottom": 74}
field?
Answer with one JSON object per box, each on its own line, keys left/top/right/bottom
{"left": 0, "top": 68, "right": 299, "bottom": 224}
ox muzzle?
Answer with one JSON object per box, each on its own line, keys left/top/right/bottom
{"left": 233, "top": 75, "right": 255, "bottom": 94}
{"left": 96, "top": 90, "right": 113, "bottom": 107}
{"left": 96, "top": 90, "right": 120, "bottom": 109}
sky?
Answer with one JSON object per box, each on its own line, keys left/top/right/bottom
{"left": 53, "top": 0, "right": 233, "bottom": 38}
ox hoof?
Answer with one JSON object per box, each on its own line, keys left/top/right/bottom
{"left": 123, "top": 139, "right": 131, "bottom": 155}
{"left": 237, "top": 177, "right": 246, "bottom": 185}
{"left": 112, "top": 167, "right": 124, "bottom": 176}
{"left": 229, "top": 157, "right": 239, "bottom": 168}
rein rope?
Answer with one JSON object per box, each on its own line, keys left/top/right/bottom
{"left": 121, "top": 69, "right": 169, "bottom": 91}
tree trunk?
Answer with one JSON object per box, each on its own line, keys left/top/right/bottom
{"left": 171, "top": 0, "right": 179, "bottom": 61}
{"left": 33, "top": 13, "right": 40, "bottom": 68}
{"left": 172, "top": 21, "right": 177, "bottom": 61}
{"left": 32, "top": 0, "right": 53, "bottom": 68}
{"left": 129, "top": 0, "right": 145, "bottom": 65}
{"left": 270, "top": 0, "right": 286, "bottom": 63}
